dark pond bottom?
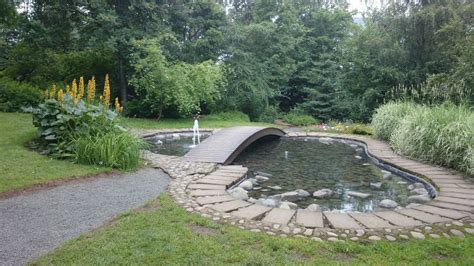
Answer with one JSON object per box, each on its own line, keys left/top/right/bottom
{"left": 146, "top": 132, "right": 210, "bottom": 156}
{"left": 233, "top": 136, "right": 413, "bottom": 212}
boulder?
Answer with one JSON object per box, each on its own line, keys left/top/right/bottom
{"left": 347, "top": 191, "right": 371, "bottom": 199}
{"left": 228, "top": 187, "right": 248, "bottom": 200}
{"left": 295, "top": 189, "right": 311, "bottom": 197}
{"left": 313, "top": 189, "right": 334, "bottom": 199}
{"left": 409, "top": 188, "right": 429, "bottom": 196}
{"left": 370, "top": 182, "right": 383, "bottom": 190}
{"left": 269, "top": 185, "right": 282, "bottom": 190}
{"left": 239, "top": 180, "right": 253, "bottom": 190}
{"left": 257, "top": 198, "right": 280, "bottom": 208}
{"left": 255, "top": 175, "right": 270, "bottom": 181}
{"left": 279, "top": 201, "right": 298, "bottom": 210}
{"left": 280, "top": 191, "right": 299, "bottom": 201}
{"left": 379, "top": 199, "right": 398, "bottom": 208}
{"left": 305, "top": 203, "right": 321, "bottom": 212}
{"left": 407, "top": 194, "right": 431, "bottom": 204}
{"left": 255, "top": 171, "right": 273, "bottom": 178}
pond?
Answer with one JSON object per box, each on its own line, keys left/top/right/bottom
{"left": 232, "top": 136, "right": 413, "bottom": 212}
{"left": 145, "top": 132, "right": 211, "bottom": 156}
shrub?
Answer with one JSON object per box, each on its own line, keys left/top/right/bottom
{"left": 343, "top": 124, "right": 373, "bottom": 135}
{"left": 205, "top": 111, "right": 250, "bottom": 122}
{"left": 371, "top": 102, "right": 418, "bottom": 141}
{"left": 257, "top": 106, "right": 280, "bottom": 123}
{"left": 75, "top": 131, "right": 147, "bottom": 170}
{"left": 0, "top": 77, "right": 42, "bottom": 112}
{"left": 282, "top": 110, "right": 318, "bottom": 126}
{"left": 390, "top": 103, "right": 473, "bottom": 175}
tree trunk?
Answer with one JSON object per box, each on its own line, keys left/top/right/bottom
{"left": 118, "top": 54, "right": 127, "bottom": 105}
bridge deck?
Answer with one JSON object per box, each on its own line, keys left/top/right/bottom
{"left": 183, "top": 126, "right": 285, "bottom": 165}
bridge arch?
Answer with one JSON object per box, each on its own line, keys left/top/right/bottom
{"left": 183, "top": 126, "right": 285, "bottom": 165}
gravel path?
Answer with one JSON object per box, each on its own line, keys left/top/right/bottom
{"left": 0, "top": 168, "right": 171, "bottom": 265}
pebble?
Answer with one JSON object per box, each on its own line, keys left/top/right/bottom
{"left": 452, "top": 221, "right": 463, "bottom": 226}
{"left": 327, "top": 237, "right": 339, "bottom": 242}
{"left": 464, "top": 228, "right": 474, "bottom": 234}
{"left": 293, "top": 228, "right": 302, "bottom": 234}
{"left": 424, "top": 226, "right": 432, "bottom": 231}
{"left": 304, "top": 229, "right": 313, "bottom": 236}
{"left": 350, "top": 237, "right": 359, "bottom": 241}
{"left": 384, "top": 228, "right": 391, "bottom": 233}
{"left": 267, "top": 231, "right": 276, "bottom": 236}
{"left": 327, "top": 232, "right": 338, "bottom": 237}
{"left": 429, "top": 234, "right": 440, "bottom": 239}
{"left": 312, "top": 237, "right": 323, "bottom": 242}
{"left": 250, "top": 229, "right": 261, "bottom": 233}
{"left": 340, "top": 233, "right": 347, "bottom": 238}
{"left": 273, "top": 224, "right": 281, "bottom": 230}
{"left": 282, "top": 226, "right": 290, "bottom": 234}
{"left": 385, "top": 235, "right": 396, "bottom": 241}
{"left": 450, "top": 229, "right": 465, "bottom": 237}
{"left": 399, "top": 234, "right": 409, "bottom": 239}
{"left": 443, "top": 233, "right": 451, "bottom": 239}
{"left": 356, "top": 229, "right": 365, "bottom": 236}
{"left": 410, "top": 231, "right": 425, "bottom": 240}
{"left": 368, "top": 236, "right": 381, "bottom": 241}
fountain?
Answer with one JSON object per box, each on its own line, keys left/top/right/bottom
{"left": 190, "top": 115, "right": 201, "bottom": 148}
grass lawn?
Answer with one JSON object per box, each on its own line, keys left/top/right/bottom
{"left": 0, "top": 112, "right": 110, "bottom": 194}
{"left": 120, "top": 116, "right": 275, "bottom": 129}
{"left": 34, "top": 194, "right": 473, "bottom": 265}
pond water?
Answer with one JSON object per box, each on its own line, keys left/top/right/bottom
{"left": 146, "top": 132, "right": 210, "bottom": 156}
{"left": 232, "top": 136, "right": 413, "bottom": 212}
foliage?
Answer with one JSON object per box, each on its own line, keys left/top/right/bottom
{"left": 204, "top": 111, "right": 250, "bottom": 122}
{"left": 129, "top": 38, "right": 224, "bottom": 119}
{"left": 371, "top": 102, "right": 419, "bottom": 141}
{"left": 75, "top": 131, "right": 146, "bottom": 171}
{"left": 343, "top": 124, "right": 373, "bottom": 136}
{"left": 390, "top": 103, "right": 473, "bottom": 175}
{"left": 0, "top": 77, "right": 42, "bottom": 112}
{"left": 282, "top": 109, "right": 318, "bottom": 127}
{"left": 257, "top": 105, "right": 280, "bottom": 123}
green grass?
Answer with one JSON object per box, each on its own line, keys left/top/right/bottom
{"left": 119, "top": 116, "right": 275, "bottom": 129}
{"left": 34, "top": 194, "right": 474, "bottom": 265}
{"left": 0, "top": 112, "right": 110, "bottom": 194}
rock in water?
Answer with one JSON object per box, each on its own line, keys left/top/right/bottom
{"left": 379, "top": 199, "right": 398, "bottom": 208}
{"left": 318, "top": 137, "right": 334, "bottom": 145}
{"left": 313, "top": 189, "right": 334, "bottom": 199}
{"left": 370, "top": 182, "right": 383, "bottom": 190}
{"left": 239, "top": 180, "right": 253, "bottom": 190}
{"left": 407, "top": 195, "right": 431, "bottom": 204}
{"left": 269, "top": 185, "right": 282, "bottom": 190}
{"left": 257, "top": 198, "right": 280, "bottom": 208}
{"left": 280, "top": 191, "right": 299, "bottom": 201}
{"left": 347, "top": 191, "right": 371, "bottom": 199}
{"left": 279, "top": 201, "right": 298, "bottom": 210}
{"left": 255, "top": 175, "right": 270, "bottom": 181}
{"left": 295, "top": 189, "right": 310, "bottom": 197}
{"left": 305, "top": 204, "right": 321, "bottom": 212}
{"left": 255, "top": 171, "right": 273, "bottom": 178}
{"left": 228, "top": 187, "right": 248, "bottom": 200}
{"left": 409, "top": 188, "right": 429, "bottom": 196}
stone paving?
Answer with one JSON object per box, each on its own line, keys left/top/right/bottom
{"left": 144, "top": 129, "right": 474, "bottom": 242}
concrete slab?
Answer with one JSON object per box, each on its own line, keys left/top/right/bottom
{"left": 295, "top": 210, "right": 324, "bottom": 228}
{"left": 427, "top": 201, "right": 474, "bottom": 213}
{"left": 262, "top": 208, "right": 296, "bottom": 225}
{"left": 396, "top": 208, "right": 451, "bottom": 224}
{"left": 210, "top": 200, "right": 252, "bottom": 212}
{"left": 324, "top": 213, "right": 362, "bottom": 229}
{"left": 202, "top": 175, "right": 238, "bottom": 181}
{"left": 349, "top": 213, "right": 394, "bottom": 228}
{"left": 189, "top": 190, "right": 227, "bottom": 197}
{"left": 195, "top": 195, "right": 236, "bottom": 205}
{"left": 231, "top": 204, "right": 271, "bottom": 220}
{"left": 411, "top": 205, "right": 469, "bottom": 220}
{"left": 374, "top": 211, "right": 423, "bottom": 227}
{"left": 188, "top": 184, "right": 226, "bottom": 190}
{"left": 436, "top": 196, "right": 474, "bottom": 206}
{"left": 196, "top": 179, "right": 233, "bottom": 186}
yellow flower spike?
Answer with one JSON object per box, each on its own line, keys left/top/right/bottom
{"left": 87, "top": 79, "right": 93, "bottom": 102}
{"left": 57, "top": 89, "right": 64, "bottom": 102}
{"left": 72, "top": 79, "right": 77, "bottom": 99}
{"left": 103, "top": 74, "right": 110, "bottom": 108}
{"left": 114, "top": 97, "right": 120, "bottom": 110}
{"left": 66, "top": 85, "right": 71, "bottom": 96}
{"left": 99, "top": 95, "right": 103, "bottom": 104}
{"left": 78, "top": 76, "right": 85, "bottom": 99}
{"left": 43, "top": 89, "right": 49, "bottom": 99}
{"left": 49, "top": 84, "right": 56, "bottom": 98}
{"left": 120, "top": 106, "right": 124, "bottom": 113}
{"left": 91, "top": 76, "right": 96, "bottom": 100}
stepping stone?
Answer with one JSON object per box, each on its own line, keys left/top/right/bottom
{"left": 427, "top": 201, "right": 474, "bottom": 213}
{"left": 411, "top": 205, "right": 469, "bottom": 220}
{"left": 374, "top": 211, "right": 423, "bottom": 227}
{"left": 189, "top": 190, "right": 227, "bottom": 197}
{"left": 295, "top": 210, "right": 324, "bottom": 228}
{"left": 188, "top": 184, "right": 226, "bottom": 190}
{"left": 196, "top": 179, "right": 233, "bottom": 186}
{"left": 436, "top": 196, "right": 474, "bottom": 206}
{"left": 324, "top": 213, "right": 362, "bottom": 229}
{"left": 219, "top": 165, "right": 246, "bottom": 170}
{"left": 349, "top": 213, "right": 393, "bottom": 229}
{"left": 202, "top": 175, "right": 238, "bottom": 181}
{"left": 210, "top": 172, "right": 246, "bottom": 177}
{"left": 231, "top": 204, "right": 271, "bottom": 220}
{"left": 210, "top": 200, "right": 251, "bottom": 213}
{"left": 396, "top": 209, "right": 451, "bottom": 224}
{"left": 262, "top": 208, "right": 296, "bottom": 225}
{"left": 195, "top": 195, "right": 236, "bottom": 205}
{"left": 440, "top": 192, "right": 474, "bottom": 200}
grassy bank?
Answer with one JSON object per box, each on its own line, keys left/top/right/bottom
{"left": 0, "top": 112, "right": 110, "bottom": 194}
{"left": 34, "top": 194, "right": 473, "bottom": 265}
{"left": 120, "top": 117, "right": 274, "bottom": 129}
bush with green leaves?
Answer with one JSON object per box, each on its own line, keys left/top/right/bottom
{"left": 390, "top": 103, "right": 473, "bottom": 175}
{"left": 282, "top": 109, "right": 318, "bottom": 126}
{"left": 371, "top": 102, "right": 418, "bottom": 141}
{"left": 205, "top": 111, "right": 250, "bottom": 122}
{"left": 0, "top": 77, "right": 43, "bottom": 112}
{"left": 343, "top": 124, "right": 373, "bottom": 135}
{"left": 75, "top": 131, "right": 146, "bottom": 170}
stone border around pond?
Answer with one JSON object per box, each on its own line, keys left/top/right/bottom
{"left": 143, "top": 129, "right": 474, "bottom": 242}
